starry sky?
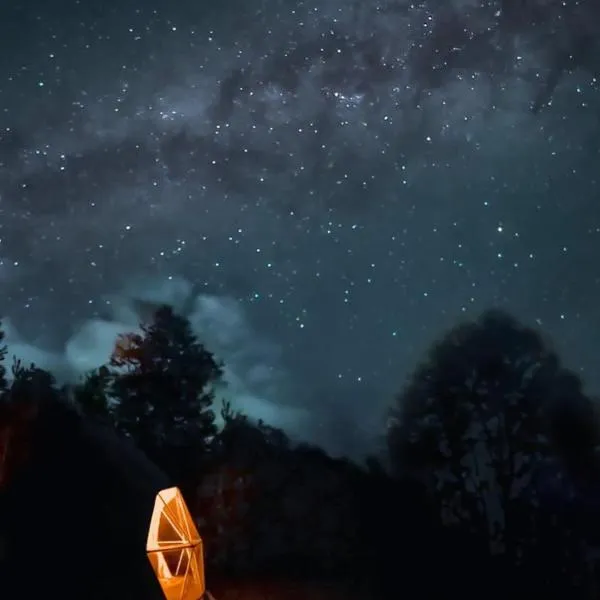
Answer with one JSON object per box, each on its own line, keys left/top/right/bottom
{"left": 0, "top": 0, "right": 599, "bottom": 456}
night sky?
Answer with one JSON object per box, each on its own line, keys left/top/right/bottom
{"left": 0, "top": 0, "right": 599, "bottom": 457}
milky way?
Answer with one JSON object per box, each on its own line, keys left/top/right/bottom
{"left": 0, "top": 0, "right": 599, "bottom": 456}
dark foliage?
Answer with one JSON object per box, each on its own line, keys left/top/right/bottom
{"left": 0, "top": 328, "right": 7, "bottom": 394}
{"left": 1, "top": 306, "right": 600, "bottom": 599}
{"left": 71, "top": 365, "right": 114, "bottom": 425}
{"left": 75, "top": 305, "right": 224, "bottom": 495}
{"left": 387, "top": 308, "right": 600, "bottom": 597}
{"left": 109, "top": 305, "right": 222, "bottom": 448}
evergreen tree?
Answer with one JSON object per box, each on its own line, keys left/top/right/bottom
{"left": 72, "top": 365, "right": 114, "bottom": 425}
{"left": 387, "top": 309, "right": 594, "bottom": 560}
{"left": 0, "top": 359, "right": 65, "bottom": 489}
{"left": 214, "top": 399, "right": 291, "bottom": 466}
{"left": 110, "top": 305, "right": 223, "bottom": 487}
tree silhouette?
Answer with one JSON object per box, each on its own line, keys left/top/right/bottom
{"left": 387, "top": 308, "right": 593, "bottom": 561}
{"left": 214, "top": 400, "right": 291, "bottom": 467}
{"left": 109, "top": 305, "right": 224, "bottom": 490}
{"left": 530, "top": 390, "right": 600, "bottom": 598}
{"left": 547, "top": 387, "right": 598, "bottom": 468}
{"left": 72, "top": 365, "right": 114, "bottom": 425}
{"left": 0, "top": 359, "right": 65, "bottom": 490}
{"left": 8, "top": 359, "right": 58, "bottom": 403}
{"left": 0, "top": 324, "right": 9, "bottom": 398}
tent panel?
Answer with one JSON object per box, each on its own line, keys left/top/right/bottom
{"left": 147, "top": 491, "right": 187, "bottom": 552}
{"left": 189, "top": 543, "right": 205, "bottom": 596}
{"left": 157, "top": 487, "right": 179, "bottom": 506}
{"left": 158, "top": 507, "right": 186, "bottom": 545}
{"left": 148, "top": 546, "right": 205, "bottom": 600}
{"left": 160, "top": 490, "right": 190, "bottom": 540}
{"left": 169, "top": 489, "right": 201, "bottom": 545}
{"left": 172, "top": 493, "right": 194, "bottom": 540}
{"left": 151, "top": 488, "right": 201, "bottom": 548}
{"left": 180, "top": 545, "right": 205, "bottom": 600}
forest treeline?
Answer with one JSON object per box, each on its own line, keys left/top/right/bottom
{"left": 1, "top": 306, "right": 600, "bottom": 599}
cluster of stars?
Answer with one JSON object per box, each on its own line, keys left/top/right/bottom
{"left": 0, "top": 0, "right": 597, "bottom": 443}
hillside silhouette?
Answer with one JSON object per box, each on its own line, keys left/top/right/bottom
{"left": 1, "top": 306, "right": 600, "bottom": 599}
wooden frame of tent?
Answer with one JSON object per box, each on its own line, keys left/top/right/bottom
{"left": 147, "top": 486, "right": 205, "bottom": 600}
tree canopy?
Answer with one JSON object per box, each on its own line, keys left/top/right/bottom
{"left": 387, "top": 308, "right": 598, "bottom": 557}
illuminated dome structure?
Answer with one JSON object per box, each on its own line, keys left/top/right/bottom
{"left": 147, "top": 487, "right": 205, "bottom": 600}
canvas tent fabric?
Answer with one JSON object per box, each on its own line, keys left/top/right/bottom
{"left": 147, "top": 487, "right": 205, "bottom": 600}
{"left": 0, "top": 399, "right": 196, "bottom": 600}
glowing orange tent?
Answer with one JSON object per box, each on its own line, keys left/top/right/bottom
{"left": 147, "top": 487, "right": 206, "bottom": 600}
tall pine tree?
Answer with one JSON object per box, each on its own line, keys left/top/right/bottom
{"left": 110, "top": 305, "right": 223, "bottom": 489}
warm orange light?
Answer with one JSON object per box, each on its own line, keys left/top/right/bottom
{"left": 146, "top": 487, "right": 205, "bottom": 600}
{"left": 111, "top": 333, "right": 143, "bottom": 364}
